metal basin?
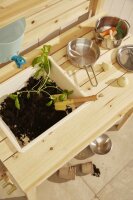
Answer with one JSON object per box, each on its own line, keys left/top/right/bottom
{"left": 89, "top": 134, "right": 112, "bottom": 155}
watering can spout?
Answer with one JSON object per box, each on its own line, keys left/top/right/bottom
{"left": 11, "top": 55, "right": 26, "bottom": 68}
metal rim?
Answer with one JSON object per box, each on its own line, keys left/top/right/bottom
{"left": 117, "top": 45, "right": 133, "bottom": 72}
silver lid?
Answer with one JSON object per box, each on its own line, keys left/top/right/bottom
{"left": 117, "top": 45, "right": 133, "bottom": 72}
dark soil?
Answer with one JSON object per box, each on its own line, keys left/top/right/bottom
{"left": 0, "top": 77, "right": 72, "bottom": 146}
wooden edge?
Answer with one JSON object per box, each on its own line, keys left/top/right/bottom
{"left": 116, "top": 107, "right": 133, "bottom": 130}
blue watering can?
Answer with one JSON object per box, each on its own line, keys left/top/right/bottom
{"left": 0, "top": 18, "right": 26, "bottom": 68}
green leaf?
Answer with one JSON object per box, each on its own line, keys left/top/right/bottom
{"left": 64, "top": 90, "right": 73, "bottom": 96}
{"left": 46, "top": 100, "right": 53, "bottom": 106}
{"left": 59, "top": 93, "right": 67, "bottom": 101}
{"left": 9, "top": 94, "right": 17, "bottom": 100}
{"left": 58, "top": 90, "right": 73, "bottom": 101}
{"left": 32, "top": 56, "right": 42, "bottom": 67}
{"left": 15, "top": 97, "right": 20, "bottom": 110}
{"left": 116, "top": 20, "right": 126, "bottom": 39}
{"left": 41, "top": 45, "right": 51, "bottom": 54}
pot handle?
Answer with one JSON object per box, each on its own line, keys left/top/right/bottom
{"left": 68, "top": 49, "right": 81, "bottom": 58}
{"left": 123, "top": 19, "right": 130, "bottom": 29}
{"left": 84, "top": 65, "right": 98, "bottom": 87}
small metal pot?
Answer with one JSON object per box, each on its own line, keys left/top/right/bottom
{"left": 95, "top": 16, "right": 130, "bottom": 49}
{"left": 67, "top": 38, "right": 100, "bottom": 87}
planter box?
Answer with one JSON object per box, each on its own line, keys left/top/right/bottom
{"left": 0, "top": 56, "right": 85, "bottom": 152}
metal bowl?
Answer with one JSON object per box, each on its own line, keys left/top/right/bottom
{"left": 89, "top": 134, "right": 112, "bottom": 155}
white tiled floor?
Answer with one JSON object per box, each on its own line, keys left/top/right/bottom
{"left": 98, "top": 160, "right": 133, "bottom": 200}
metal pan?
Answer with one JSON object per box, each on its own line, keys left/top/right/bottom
{"left": 117, "top": 45, "right": 133, "bottom": 72}
{"left": 67, "top": 38, "right": 100, "bottom": 87}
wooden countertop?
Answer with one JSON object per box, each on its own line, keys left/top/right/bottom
{"left": 0, "top": 13, "right": 133, "bottom": 199}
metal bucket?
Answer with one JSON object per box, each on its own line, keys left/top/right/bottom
{"left": 95, "top": 16, "right": 130, "bottom": 49}
{"left": 0, "top": 18, "right": 26, "bottom": 66}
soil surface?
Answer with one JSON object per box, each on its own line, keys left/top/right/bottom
{"left": 0, "top": 77, "right": 72, "bottom": 146}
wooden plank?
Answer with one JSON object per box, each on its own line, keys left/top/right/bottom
{"left": 0, "top": 0, "right": 19, "bottom": 8}
{"left": 25, "top": 0, "right": 88, "bottom": 33}
{"left": 0, "top": 139, "right": 16, "bottom": 162}
{"left": 116, "top": 107, "right": 133, "bottom": 130}
{"left": 0, "top": 0, "right": 61, "bottom": 28}
{"left": 0, "top": 127, "right": 7, "bottom": 141}
{"left": 95, "top": 0, "right": 106, "bottom": 14}
{"left": 22, "top": 1, "right": 90, "bottom": 51}
{"left": 0, "top": 12, "right": 105, "bottom": 83}
{"left": 3, "top": 71, "right": 133, "bottom": 192}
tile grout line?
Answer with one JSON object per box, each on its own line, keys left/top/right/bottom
{"left": 96, "top": 158, "right": 133, "bottom": 197}
{"left": 80, "top": 158, "right": 133, "bottom": 198}
{"left": 80, "top": 176, "right": 97, "bottom": 195}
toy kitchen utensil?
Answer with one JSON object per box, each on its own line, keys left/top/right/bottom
{"left": 67, "top": 38, "right": 100, "bottom": 87}
{"left": 55, "top": 94, "right": 98, "bottom": 110}
{"left": 0, "top": 18, "right": 26, "bottom": 68}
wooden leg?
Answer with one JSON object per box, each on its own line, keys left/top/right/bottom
{"left": 26, "top": 187, "right": 37, "bottom": 200}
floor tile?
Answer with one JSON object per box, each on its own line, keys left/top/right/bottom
{"left": 0, "top": 184, "right": 24, "bottom": 199}
{"left": 81, "top": 116, "right": 133, "bottom": 193}
{"left": 37, "top": 176, "right": 95, "bottom": 200}
{"left": 97, "top": 160, "right": 133, "bottom": 200}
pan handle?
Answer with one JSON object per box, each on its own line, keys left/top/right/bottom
{"left": 84, "top": 65, "right": 98, "bottom": 87}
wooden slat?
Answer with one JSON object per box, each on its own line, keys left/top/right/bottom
{"left": 22, "top": 1, "right": 90, "bottom": 51}
{"left": 0, "top": 0, "right": 19, "bottom": 8}
{"left": 0, "top": 127, "right": 7, "bottom": 141}
{"left": 25, "top": 0, "right": 88, "bottom": 33}
{"left": 0, "top": 12, "right": 105, "bottom": 83}
{"left": 116, "top": 107, "right": 133, "bottom": 130}
{"left": 0, "top": 138, "right": 16, "bottom": 162}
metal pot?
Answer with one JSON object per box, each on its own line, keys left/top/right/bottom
{"left": 95, "top": 16, "right": 130, "bottom": 49}
{"left": 67, "top": 38, "right": 100, "bottom": 87}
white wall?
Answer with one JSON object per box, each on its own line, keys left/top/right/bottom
{"left": 103, "top": 0, "right": 133, "bottom": 33}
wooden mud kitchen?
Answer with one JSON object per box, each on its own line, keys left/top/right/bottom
{"left": 0, "top": 0, "right": 133, "bottom": 199}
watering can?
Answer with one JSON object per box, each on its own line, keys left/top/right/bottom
{"left": 0, "top": 18, "right": 26, "bottom": 68}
